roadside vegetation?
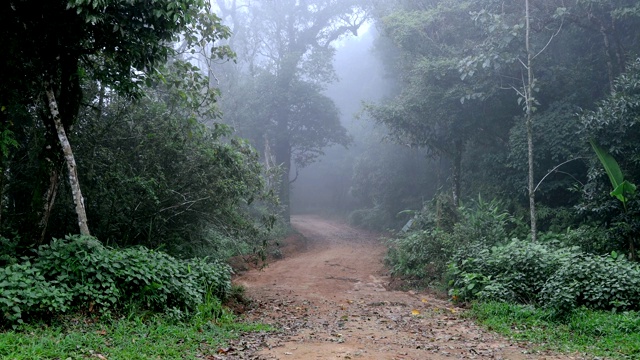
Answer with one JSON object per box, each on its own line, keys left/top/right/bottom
{"left": 470, "top": 302, "right": 640, "bottom": 359}
{"left": 386, "top": 194, "right": 640, "bottom": 358}
{"left": 357, "top": 1, "right": 640, "bottom": 358}
{"left": 0, "top": 309, "right": 271, "bottom": 359}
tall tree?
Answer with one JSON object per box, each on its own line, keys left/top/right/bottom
{"left": 458, "top": 0, "right": 568, "bottom": 240}
{"left": 1, "top": 0, "right": 229, "bottom": 239}
{"left": 365, "top": 0, "right": 507, "bottom": 206}
{"left": 213, "top": 0, "right": 366, "bottom": 222}
{"left": 524, "top": 0, "right": 537, "bottom": 241}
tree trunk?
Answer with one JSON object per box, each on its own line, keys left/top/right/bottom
{"left": 45, "top": 84, "right": 90, "bottom": 236}
{"left": 451, "top": 142, "right": 463, "bottom": 208}
{"left": 274, "top": 134, "right": 291, "bottom": 224}
{"left": 38, "top": 161, "right": 61, "bottom": 244}
{"left": 525, "top": 0, "right": 537, "bottom": 242}
{"left": 600, "top": 25, "right": 615, "bottom": 93}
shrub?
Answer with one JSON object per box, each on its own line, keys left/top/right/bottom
{"left": 448, "top": 240, "right": 575, "bottom": 303}
{"left": 1, "top": 234, "right": 232, "bottom": 326}
{"left": 34, "top": 235, "right": 121, "bottom": 310}
{"left": 450, "top": 197, "right": 517, "bottom": 248}
{"left": 541, "top": 252, "right": 640, "bottom": 313}
{"left": 450, "top": 238, "right": 640, "bottom": 314}
{"left": 0, "top": 262, "right": 71, "bottom": 325}
{"left": 0, "top": 235, "right": 19, "bottom": 266}
{"left": 386, "top": 228, "right": 453, "bottom": 282}
{"left": 387, "top": 196, "right": 517, "bottom": 284}
{"left": 539, "top": 225, "right": 616, "bottom": 256}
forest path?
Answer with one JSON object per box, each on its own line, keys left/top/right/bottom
{"left": 231, "top": 215, "right": 577, "bottom": 360}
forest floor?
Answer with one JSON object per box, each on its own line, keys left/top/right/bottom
{"left": 223, "top": 215, "right": 586, "bottom": 360}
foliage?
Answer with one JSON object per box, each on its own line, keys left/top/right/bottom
{"left": 541, "top": 252, "right": 640, "bottom": 313}
{"left": 29, "top": 63, "right": 271, "bottom": 257}
{"left": 449, "top": 234, "right": 640, "bottom": 314}
{"left": 539, "top": 225, "right": 614, "bottom": 256}
{"left": 365, "top": 0, "right": 640, "bottom": 238}
{"left": 386, "top": 228, "right": 452, "bottom": 283}
{"left": 387, "top": 196, "right": 518, "bottom": 283}
{"left": 579, "top": 58, "right": 640, "bottom": 258}
{"left": 212, "top": 0, "right": 365, "bottom": 221}
{"left": 364, "top": 1, "right": 504, "bottom": 204}
{"left": 0, "top": 262, "right": 72, "bottom": 324}
{"left": 590, "top": 140, "right": 637, "bottom": 211}
{"left": 1, "top": 0, "right": 228, "bottom": 100}
{"left": 0, "top": 0, "right": 238, "bottom": 244}
{"left": 1, "top": 235, "right": 232, "bottom": 326}
{"left": 448, "top": 240, "right": 574, "bottom": 303}
{"left": 507, "top": 101, "right": 587, "bottom": 212}
{"left": 470, "top": 301, "right": 640, "bottom": 359}
{"left": 0, "top": 235, "right": 20, "bottom": 266}
{"left": 0, "top": 310, "right": 271, "bottom": 359}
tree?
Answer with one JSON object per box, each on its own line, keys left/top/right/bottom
{"left": 580, "top": 58, "right": 640, "bottom": 259}
{"left": 1, "top": 0, "right": 229, "bottom": 239}
{"left": 65, "top": 64, "right": 266, "bottom": 255}
{"left": 457, "top": 0, "right": 571, "bottom": 240}
{"left": 365, "top": 0, "right": 507, "bottom": 206}
{"left": 213, "top": 0, "right": 367, "bottom": 222}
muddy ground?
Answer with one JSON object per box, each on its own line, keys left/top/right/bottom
{"left": 220, "top": 215, "right": 585, "bottom": 360}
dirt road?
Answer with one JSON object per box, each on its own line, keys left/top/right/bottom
{"left": 232, "top": 215, "right": 578, "bottom": 360}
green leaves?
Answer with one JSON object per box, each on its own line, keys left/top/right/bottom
{"left": 589, "top": 139, "right": 637, "bottom": 210}
{"left": 611, "top": 181, "right": 637, "bottom": 204}
{"left": 590, "top": 140, "right": 625, "bottom": 192}
{"left": 541, "top": 253, "right": 640, "bottom": 313}
{"left": 1, "top": 235, "right": 232, "bottom": 326}
{"left": 0, "top": 127, "right": 18, "bottom": 160}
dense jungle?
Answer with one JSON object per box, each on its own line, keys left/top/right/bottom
{"left": 1, "top": 0, "right": 640, "bottom": 358}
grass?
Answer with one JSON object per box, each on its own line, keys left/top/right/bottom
{"left": 0, "top": 309, "right": 272, "bottom": 359}
{"left": 469, "top": 301, "right": 640, "bottom": 359}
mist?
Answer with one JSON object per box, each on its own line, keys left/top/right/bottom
{"left": 206, "top": 0, "right": 640, "bottom": 233}
{"left": 290, "top": 28, "right": 440, "bottom": 228}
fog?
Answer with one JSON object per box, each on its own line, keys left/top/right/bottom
{"left": 289, "top": 29, "right": 385, "bottom": 215}
{"left": 290, "top": 28, "right": 440, "bottom": 226}
{"left": 208, "top": 0, "right": 640, "bottom": 231}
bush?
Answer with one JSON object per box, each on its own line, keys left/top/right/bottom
{"left": 1, "top": 234, "right": 232, "bottom": 326}
{"left": 448, "top": 240, "right": 575, "bottom": 303}
{"left": 386, "top": 228, "right": 453, "bottom": 282}
{"left": 541, "top": 252, "right": 640, "bottom": 313}
{"left": 539, "top": 225, "right": 616, "bottom": 256}
{"left": 34, "top": 235, "right": 121, "bottom": 310}
{"left": 387, "top": 196, "right": 518, "bottom": 284}
{"left": 0, "top": 262, "right": 71, "bottom": 324}
{"left": 0, "top": 235, "right": 19, "bottom": 266}
{"left": 449, "top": 237, "right": 640, "bottom": 314}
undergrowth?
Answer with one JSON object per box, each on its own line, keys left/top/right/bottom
{"left": 0, "top": 306, "right": 272, "bottom": 360}
{"left": 469, "top": 301, "right": 640, "bottom": 359}
{"left": 387, "top": 195, "right": 640, "bottom": 315}
{"left": 0, "top": 235, "right": 232, "bottom": 326}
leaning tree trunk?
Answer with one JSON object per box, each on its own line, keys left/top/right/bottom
{"left": 44, "top": 84, "right": 90, "bottom": 236}
{"left": 525, "top": 0, "right": 537, "bottom": 242}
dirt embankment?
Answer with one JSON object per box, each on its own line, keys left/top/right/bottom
{"left": 226, "top": 215, "right": 581, "bottom": 360}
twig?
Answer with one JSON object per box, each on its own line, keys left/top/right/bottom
{"left": 534, "top": 157, "right": 585, "bottom": 193}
